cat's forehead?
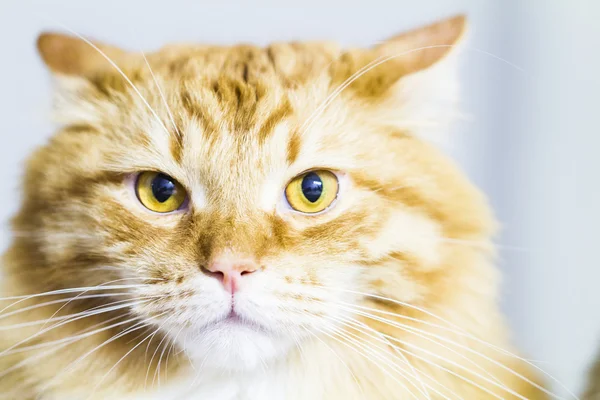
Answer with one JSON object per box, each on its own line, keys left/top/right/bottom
{"left": 138, "top": 79, "right": 342, "bottom": 190}
{"left": 151, "top": 41, "right": 342, "bottom": 84}
{"left": 108, "top": 44, "right": 360, "bottom": 178}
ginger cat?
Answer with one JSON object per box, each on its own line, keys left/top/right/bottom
{"left": 0, "top": 15, "right": 547, "bottom": 400}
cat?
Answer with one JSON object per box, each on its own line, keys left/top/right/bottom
{"left": 0, "top": 14, "right": 548, "bottom": 400}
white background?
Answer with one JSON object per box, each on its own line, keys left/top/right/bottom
{"left": 0, "top": 0, "right": 598, "bottom": 395}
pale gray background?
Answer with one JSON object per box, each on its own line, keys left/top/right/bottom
{"left": 0, "top": 0, "right": 598, "bottom": 396}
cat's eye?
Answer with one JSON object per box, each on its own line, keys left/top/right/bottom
{"left": 285, "top": 170, "right": 339, "bottom": 214}
{"left": 135, "top": 172, "right": 187, "bottom": 213}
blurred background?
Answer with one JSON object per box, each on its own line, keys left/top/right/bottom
{"left": 0, "top": 0, "right": 598, "bottom": 395}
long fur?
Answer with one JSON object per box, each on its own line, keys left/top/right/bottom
{"left": 0, "top": 15, "right": 548, "bottom": 399}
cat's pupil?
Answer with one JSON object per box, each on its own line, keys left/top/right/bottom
{"left": 301, "top": 172, "right": 323, "bottom": 203}
{"left": 151, "top": 174, "right": 176, "bottom": 203}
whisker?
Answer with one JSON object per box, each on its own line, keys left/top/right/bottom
{"left": 312, "top": 285, "right": 468, "bottom": 333}
{"left": 335, "top": 314, "right": 540, "bottom": 400}
{"left": 0, "top": 300, "right": 151, "bottom": 359}
{"left": 0, "top": 292, "right": 135, "bottom": 325}
{"left": 181, "top": 330, "right": 196, "bottom": 371}
{"left": 330, "top": 295, "right": 577, "bottom": 399}
{"left": 84, "top": 315, "right": 167, "bottom": 400}
{"left": 290, "top": 326, "right": 308, "bottom": 365}
{"left": 340, "top": 316, "right": 482, "bottom": 399}
{"left": 319, "top": 327, "right": 416, "bottom": 397}
{"left": 291, "top": 305, "right": 439, "bottom": 399}
{"left": 343, "top": 303, "right": 556, "bottom": 395}
{"left": 301, "top": 326, "right": 366, "bottom": 399}
{"left": 306, "top": 286, "right": 577, "bottom": 398}
{"left": 301, "top": 45, "right": 438, "bottom": 134}
{"left": 300, "top": 44, "right": 523, "bottom": 135}
{"left": 297, "top": 300, "right": 435, "bottom": 400}
{"left": 0, "top": 295, "right": 167, "bottom": 348}
{"left": 332, "top": 315, "right": 500, "bottom": 399}
{"left": 304, "top": 312, "right": 428, "bottom": 400}
{"left": 340, "top": 305, "right": 435, "bottom": 400}
{"left": 35, "top": 317, "right": 158, "bottom": 399}
{"left": 46, "top": 21, "right": 173, "bottom": 138}
{"left": 0, "top": 282, "right": 153, "bottom": 314}
{"left": 0, "top": 314, "right": 142, "bottom": 382}
{"left": 319, "top": 313, "right": 458, "bottom": 400}
{"left": 145, "top": 315, "right": 176, "bottom": 390}
{"left": 154, "top": 324, "right": 177, "bottom": 389}
{"left": 333, "top": 301, "right": 502, "bottom": 385}
{"left": 164, "top": 324, "right": 186, "bottom": 383}
{"left": 0, "top": 313, "right": 133, "bottom": 357}
{"left": 322, "top": 324, "right": 431, "bottom": 400}
{"left": 37, "top": 277, "right": 159, "bottom": 332}
{"left": 139, "top": 48, "right": 181, "bottom": 139}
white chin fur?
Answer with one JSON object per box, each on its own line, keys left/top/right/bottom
{"left": 175, "top": 322, "right": 292, "bottom": 371}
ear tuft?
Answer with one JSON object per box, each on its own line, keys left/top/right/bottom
{"left": 37, "top": 32, "right": 125, "bottom": 78}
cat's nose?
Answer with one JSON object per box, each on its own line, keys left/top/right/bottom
{"left": 202, "top": 256, "right": 259, "bottom": 294}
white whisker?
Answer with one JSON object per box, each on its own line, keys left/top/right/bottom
{"left": 0, "top": 292, "right": 133, "bottom": 325}
{"left": 85, "top": 316, "right": 167, "bottom": 400}
{"left": 299, "top": 325, "right": 366, "bottom": 398}
{"left": 323, "top": 314, "right": 459, "bottom": 400}
{"left": 139, "top": 48, "right": 181, "bottom": 139}
{"left": 35, "top": 319, "right": 154, "bottom": 399}
{"left": 334, "top": 301, "right": 502, "bottom": 385}
{"left": 0, "top": 282, "right": 152, "bottom": 313}
{"left": 345, "top": 303, "right": 555, "bottom": 395}
{"left": 0, "top": 314, "right": 141, "bottom": 381}
{"left": 311, "top": 321, "right": 423, "bottom": 400}
{"left": 145, "top": 315, "right": 176, "bottom": 390}
{"left": 0, "top": 295, "right": 159, "bottom": 334}
{"left": 336, "top": 314, "right": 540, "bottom": 400}
{"left": 332, "top": 293, "right": 577, "bottom": 399}
{"left": 301, "top": 44, "right": 523, "bottom": 135}
{"left": 154, "top": 324, "right": 177, "bottom": 389}
{"left": 45, "top": 21, "right": 172, "bottom": 139}
{"left": 37, "top": 277, "right": 159, "bottom": 332}
{"left": 0, "top": 300, "right": 151, "bottom": 359}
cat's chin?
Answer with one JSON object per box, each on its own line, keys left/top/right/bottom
{"left": 176, "top": 318, "right": 292, "bottom": 371}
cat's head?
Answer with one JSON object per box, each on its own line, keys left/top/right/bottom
{"left": 14, "top": 14, "right": 493, "bottom": 371}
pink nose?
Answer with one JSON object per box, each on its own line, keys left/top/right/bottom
{"left": 203, "top": 256, "right": 259, "bottom": 293}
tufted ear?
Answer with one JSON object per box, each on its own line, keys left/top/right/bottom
{"left": 37, "top": 32, "right": 127, "bottom": 79}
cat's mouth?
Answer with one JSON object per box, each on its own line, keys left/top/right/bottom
{"left": 216, "top": 310, "right": 271, "bottom": 334}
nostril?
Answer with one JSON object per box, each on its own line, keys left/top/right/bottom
{"left": 201, "top": 266, "right": 224, "bottom": 281}
{"left": 240, "top": 269, "right": 255, "bottom": 276}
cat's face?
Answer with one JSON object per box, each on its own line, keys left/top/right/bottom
{"left": 18, "top": 15, "right": 492, "bottom": 371}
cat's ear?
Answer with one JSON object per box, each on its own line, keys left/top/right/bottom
{"left": 367, "top": 15, "right": 468, "bottom": 141}
{"left": 37, "top": 32, "right": 126, "bottom": 79}
{"left": 36, "top": 33, "right": 131, "bottom": 125}
{"left": 373, "top": 14, "right": 467, "bottom": 78}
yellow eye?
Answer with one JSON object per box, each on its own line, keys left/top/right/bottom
{"left": 135, "top": 172, "right": 187, "bottom": 213}
{"left": 285, "top": 170, "right": 339, "bottom": 214}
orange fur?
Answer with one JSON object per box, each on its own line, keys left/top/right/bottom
{"left": 0, "top": 15, "right": 547, "bottom": 399}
